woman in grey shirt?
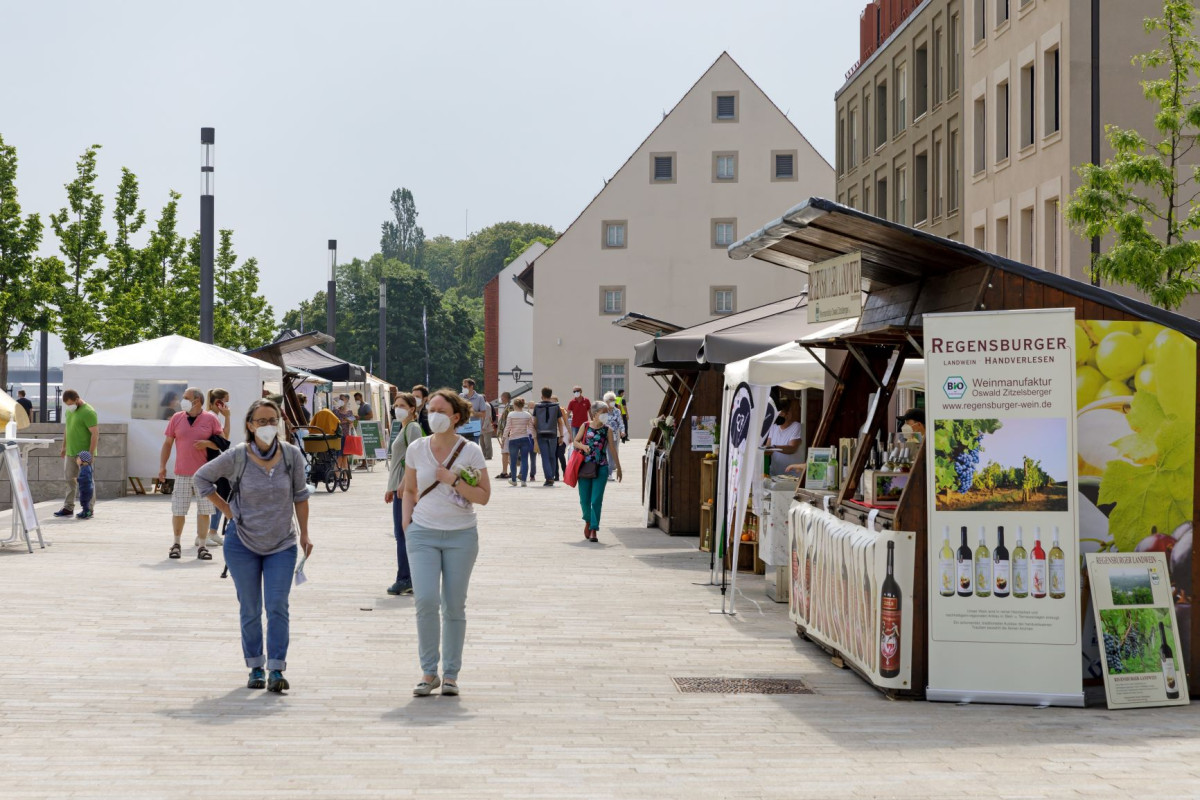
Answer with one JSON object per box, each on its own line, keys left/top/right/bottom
{"left": 384, "top": 392, "right": 424, "bottom": 596}
{"left": 196, "top": 399, "right": 313, "bottom": 694}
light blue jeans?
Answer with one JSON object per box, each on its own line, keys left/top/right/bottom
{"left": 406, "top": 523, "right": 479, "bottom": 680}
{"left": 222, "top": 520, "right": 298, "bottom": 671}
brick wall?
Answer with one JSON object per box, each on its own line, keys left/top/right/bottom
{"left": 484, "top": 276, "right": 500, "bottom": 400}
{"left": 0, "top": 423, "right": 129, "bottom": 511}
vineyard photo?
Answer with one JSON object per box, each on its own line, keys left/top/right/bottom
{"left": 1109, "top": 567, "right": 1155, "bottom": 606}
{"left": 1101, "top": 608, "right": 1175, "bottom": 676}
{"left": 934, "top": 418, "right": 1070, "bottom": 512}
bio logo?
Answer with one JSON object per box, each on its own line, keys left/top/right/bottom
{"left": 943, "top": 376, "right": 967, "bottom": 399}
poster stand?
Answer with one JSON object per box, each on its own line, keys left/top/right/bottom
{"left": 0, "top": 438, "right": 52, "bottom": 553}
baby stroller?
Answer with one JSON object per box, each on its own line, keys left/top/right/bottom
{"left": 299, "top": 425, "right": 350, "bottom": 492}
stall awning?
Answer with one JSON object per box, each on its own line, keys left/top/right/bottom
{"left": 247, "top": 330, "right": 367, "bottom": 383}
{"left": 613, "top": 312, "right": 683, "bottom": 337}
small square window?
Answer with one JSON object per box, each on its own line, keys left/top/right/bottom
{"left": 596, "top": 360, "right": 628, "bottom": 397}
{"left": 772, "top": 150, "right": 798, "bottom": 182}
{"left": 712, "top": 218, "right": 737, "bottom": 248}
{"left": 599, "top": 285, "right": 626, "bottom": 315}
{"left": 602, "top": 220, "right": 627, "bottom": 249}
{"left": 649, "top": 152, "right": 676, "bottom": 184}
{"left": 717, "top": 155, "right": 735, "bottom": 179}
{"left": 712, "top": 91, "right": 739, "bottom": 122}
{"left": 712, "top": 286, "right": 736, "bottom": 315}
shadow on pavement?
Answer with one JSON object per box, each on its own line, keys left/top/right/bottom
{"left": 157, "top": 688, "right": 290, "bottom": 724}
{"left": 382, "top": 697, "right": 474, "bottom": 726}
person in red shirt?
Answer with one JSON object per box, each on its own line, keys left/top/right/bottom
{"left": 157, "top": 386, "right": 225, "bottom": 561}
{"left": 567, "top": 385, "right": 592, "bottom": 438}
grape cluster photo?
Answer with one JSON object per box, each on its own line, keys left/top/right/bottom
{"left": 1100, "top": 608, "right": 1174, "bottom": 677}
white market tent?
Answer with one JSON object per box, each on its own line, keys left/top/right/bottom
{"left": 63, "top": 335, "right": 282, "bottom": 478}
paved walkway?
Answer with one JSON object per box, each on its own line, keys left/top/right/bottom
{"left": 1, "top": 441, "right": 1198, "bottom": 799}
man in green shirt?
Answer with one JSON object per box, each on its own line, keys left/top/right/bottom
{"left": 55, "top": 389, "right": 99, "bottom": 518}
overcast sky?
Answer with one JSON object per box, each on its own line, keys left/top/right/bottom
{"left": 3, "top": 0, "right": 859, "bottom": 341}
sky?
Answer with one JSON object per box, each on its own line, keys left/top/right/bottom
{"left": 2, "top": 0, "right": 860, "bottom": 363}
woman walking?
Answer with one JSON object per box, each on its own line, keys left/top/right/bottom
{"left": 572, "top": 400, "right": 623, "bottom": 542}
{"left": 502, "top": 397, "right": 535, "bottom": 487}
{"left": 384, "top": 392, "right": 424, "bottom": 596}
{"left": 198, "top": 388, "right": 233, "bottom": 546}
{"left": 195, "top": 399, "right": 312, "bottom": 694}
{"left": 401, "top": 389, "right": 491, "bottom": 697}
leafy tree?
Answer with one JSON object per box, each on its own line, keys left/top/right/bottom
{"left": 458, "top": 221, "right": 557, "bottom": 293}
{"left": 0, "top": 135, "right": 65, "bottom": 388}
{"left": 380, "top": 187, "right": 425, "bottom": 268}
{"left": 142, "top": 191, "right": 190, "bottom": 339}
{"left": 975, "top": 461, "right": 1003, "bottom": 495}
{"left": 1066, "top": 0, "right": 1200, "bottom": 309}
{"left": 280, "top": 291, "right": 327, "bottom": 334}
{"left": 95, "top": 168, "right": 148, "bottom": 348}
{"left": 50, "top": 145, "right": 108, "bottom": 358}
{"left": 504, "top": 235, "right": 556, "bottom": 267}
{"left": 213, "top": 229, "right": 275, "bottom": 349}
{"left": 421, "top": 234, "right": 461, "bottom": 292}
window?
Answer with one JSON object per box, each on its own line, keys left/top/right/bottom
{"left": 933, "top": 28, "right": 943, "bottom": 105}
{"left": 896, "top": 64, "right": 908, "bottom": 133}
{"left": 712, "top": 218, "right": 737, "bottom": 248}
{"left": 713, "top": 152, "right": 738, "bottom": 182}
{"left": 650, "top": 152, "right": 676, "bottom": 184}
{"left": 995, "top": 216, "right": 1009, "bottom": 257}
{"left": 848, "top": 109, "right": 859, "bottom": 168}
{"left": 1044, "top": 198, "right": 1061, "bottom": 273}
{"left": 948, "top": 127, "right": 961, "bottom": 211}
{"left": 711, "top": 287, "right": 736, "bottom": 315}
{"left": 949, "top": 13, "right": 961, "bottom": 92}
{"left": 1020, "top": 205, "right": 1034, "bottom": 264}
{"left": 714, "top": 93, "right": 738, "bottom": 121}
{"left": 996, "top": 0, "right": 1009, "bottom": 26}
{"left": 772, "top": 150, "right": 798, "bottom": 181}
{"left": 1020, "top": 62, "right": 1036, "bottom": 148}
{"left": 876, "top": 81, "right": 889, "bottom": 148}
{"left": 597, "top": 360, "right": 627, "bottom": 397}
{"left": 974, "top": 0, "right": 986, "bottom": 44}
{"left": 995, "top": 81, "right": 1010, "bottom": 162}
{"left": 599, "top": 286, "right": 625, "bottom": 315}
{"left": 1044, "top": 47, "right": 1060, "bottom": 135}
{"left": 847, "top": 188, "right": 858, "bottom": 210}
{"left": 932, "top": 138, "right": 943, "bottom": 218}
{"left": 876, "top": 176, "right": 889, "bottom": 219}
{"left": 602, "top": 220, "right": 627, "bottom": 249}
{"left": 837, "top": 115, "right": 845, "bottom": 175}
{"left": 974, "top": 225, "right": 986, "bottom": 249}
{"left": 973, "top": 96, "right": 987, "bottom": 174}
{"left": 863, "top": 91, "right": 872, "bottom": 160}
{"left": 863, "top": 183, "right": 872, "bottom": 215}
{"left": 914, "top": 45, "right": 929, "bottom": 118}
{"left": 896, "top": 166, "right": 907, "bottom": 225}
{"left": 914, "top": 152, "right": 929, "bottom": 224}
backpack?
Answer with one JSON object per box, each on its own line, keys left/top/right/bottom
{"left": 229, "top": 442, "right": 301, "bottom": 504}
{"left": 534, "top": 401, "right": 559, "bottom": 435}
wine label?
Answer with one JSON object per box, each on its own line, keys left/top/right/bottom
{"left": 956, "top": 558, "right": 972, "bottom": 594}
{"left": 1163, "top": 659, "right": 1179, "bottom": 693}
{"left": 1032, "top": 561, "right": 1047, "bottom": 596}
{"left": 939, "top": 557, "right": 955, "bottom": 596}
{"left": 880, "top": 597, "right": 901, "bottom": 674}
{"left": 1049, "top": 559, "right": 1066, "bottom": 596}
{"left": 1012, "top": 557, "right": 1029, "bottom": 595}
{"left": 993, "top": 560, "right": 1011, "bottom": 594}
{"left": 976, "top": 561, "right": 992, "bottom": 593}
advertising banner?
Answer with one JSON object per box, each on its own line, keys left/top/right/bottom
{"left": 1085, "top": 552, "right": 1189, "bottom": 708}
{"left": 807, "top": 252, "right": 862, "bottom": 324}
{"left": 690, "top": 416, "right": 716, "bottom": 452}
{"left": 358, "top": 421, "right": 384, "bottom": 457}
{"left": 924, "top": 309, "right": 1083, "bottom": 706}
{"left": 5, "top": 446, "right": 39, "bottom": 534}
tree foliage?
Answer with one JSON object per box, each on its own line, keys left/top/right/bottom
{"left": 459, "top": 221, "right": 558, "bottom": 293}
{"left": 50, "top": 144, "right": 108, "bottom": 358}
{"left": 94, "top": 168, "right": 148, "bottom": 349}
{"left": 421, "top": 234, "right": 462, "bottom": 292}
{"left": 1066, "top": 0, "right": 1200, "bottom": 309}
{"left": 380, "top": 187, "right": 424, "bottom": 268}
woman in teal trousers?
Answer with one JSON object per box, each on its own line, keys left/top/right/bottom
{"left": 572, "top": 401, "right": 622, "bottom": 543}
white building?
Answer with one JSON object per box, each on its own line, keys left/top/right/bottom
{"left": 484, "top": 241, "right": 547, "bottom": 401}
{"left": 522, "top": 52, "right": 834, "bottom": 436}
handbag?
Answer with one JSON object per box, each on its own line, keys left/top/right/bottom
{"left": 574, "top": 425, "right": 607, "bottom": 481}
{"left": 343, "top": 434, "right": 364, "bottom": 456}
{"left": 564, "top": 449, "right": 583, "bottom": 488}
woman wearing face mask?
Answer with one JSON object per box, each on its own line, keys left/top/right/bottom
{"left": 571, "top": 400, "right": 623, "bottom": 542}
{"left": 411, "top": 384, "right": 431, "bottom": 435}
{"left": 384, "top": 392, "right": 424, "bottom": 596}
{"left": 197, "top": 388, "right": 233, "bottom": 547}
{"left": 195, "top": 399, "right": 313, "bottom": 694}
{"left": 401, "top": 388, "right": 491, "bottom": 697}
{"left": 767, "top": 399, "right": 805, "bottom": 476}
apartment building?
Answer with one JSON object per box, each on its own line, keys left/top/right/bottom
{"left": 836, "top": 0, "right": 966, "bottom": 241}
{"left": 524, "top": 53, "right": 833, "bottom": 437}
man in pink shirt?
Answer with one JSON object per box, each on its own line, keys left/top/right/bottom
{"left": 157, "top": 386, "right": 225, "bottom": 561}
{"left": 566, "top": 385, "right": 592, "bottom": 438}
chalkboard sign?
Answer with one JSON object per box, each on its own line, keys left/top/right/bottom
{"left": 358, "top": 421, "right": 384, "bottom": 458}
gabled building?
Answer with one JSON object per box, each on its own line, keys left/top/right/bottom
{"left": 484, "top": 241, "right": 547, "bottom": 402}
{"left": 523, "top": 52, "right": 834, "bottom": 436}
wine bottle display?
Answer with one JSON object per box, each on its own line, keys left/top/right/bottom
{"left": 956, "top": 526, "right": 973, "bottom": 597}
{"left": 993, "top": 526, "right": 1010, "bottom": 598}
{"left": 974, "top": 526, "right": 992, "bottom": 598}
{"left": 939, "top": 526, "right": 955, "bottom": 598}
{"left": 1031, "top": 529, "right": 1047, "bottom": 599}
{"left": 1161, "top": 621, "right": 1180, "bottom": 700}
{"left": 1012, "top": 527, "right": 1029, "bottom": 598}
{"left": 879, "top": 540, "right": 901, "bottom": 678}
{"left": 1048, "top": 526, "right": 1066, "bottom": 599}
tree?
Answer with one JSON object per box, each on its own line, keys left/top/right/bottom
{"left": 0, "top": 134, "right": 65, "bottom": 388}
{"left": 1066, "top": 0, "right": 1200, "bottom": 309}
{"left": 212, "top": 229, "right": 275, "bottom": 349}
{"left": 421, "top": 234, "right": 461, "bottom": 292}
{"left": 505, "top": 235, "right": 556, "bottom": 267}
{"left": 50, "top": 145, "right": 108, "bottom": 358}
{"left": 458, "top": 221, "right": 557, "bottom": 293}
{"left": 142, "top": 191, "right": 189, "bottom": 339}
{"left": 380, "top": 187, "right": 425, "bottom": 268}
{"left": 95, "top": 168, "right": 148, "bottom": 348}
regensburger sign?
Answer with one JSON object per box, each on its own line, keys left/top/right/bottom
{"left": 807, "top": 251, "right": 862, "bottom": 324}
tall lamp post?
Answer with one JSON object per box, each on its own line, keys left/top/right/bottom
{"left": 326, "top": 239, "right": 337, "bottom": 355}
{"left": 378, "top": 277, "right": 387, "bottom": 381}
{"left": 199, "top": 127, "right": 215, "bottom": 344}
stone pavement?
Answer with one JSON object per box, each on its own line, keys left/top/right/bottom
{"left": 1, "top": 440, "right": 1198, "bottom": 799}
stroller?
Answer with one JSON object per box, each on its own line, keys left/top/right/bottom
{"left": 299, "top": 425, "right": 350, "bottom": 492}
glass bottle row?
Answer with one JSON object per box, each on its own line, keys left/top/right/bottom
{"left": 938, "top": 524, "right": 1066, "bottom": 599}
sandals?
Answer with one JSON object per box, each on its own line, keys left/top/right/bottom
{"left": 169, "top": 543, "right": 182, "bottom": 559}
{"left": 197, "top": 546, "right": 213, "bottom": 561}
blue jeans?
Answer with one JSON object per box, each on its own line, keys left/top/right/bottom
{"left": 209, "top": 507, "right": 222, "bottom": 532}
{"left": 223, "top": 521, "right": 298, "bottom": 671}
{"left": 406, "top": 523, "right": 479, "bottom": 680}
{"left": 392, "top": 495, "right": 411, "bottom": 584}
{"left": 537, "top": 434, "right": 559, "bottom": 480}
{"left": 507, "top": 436, "right": 531, "bottom": 481}
{"left": 578, "top": 465, "right": 610, "bottom": 530}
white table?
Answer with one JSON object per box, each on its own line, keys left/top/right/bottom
{"left": 1, "top": 437, "right": 54, "bottom": 552}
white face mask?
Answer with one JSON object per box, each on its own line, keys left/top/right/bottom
{"left": 461, "top": 386, "right": 471, "bottom": 396}
{"left": 335, "top": 399, "right": 344, "bottom": 408}
{"left": 901, "top": 424, "right": 914, "bottom": 435}
{"left": 573, "top": 391, "right": 582, "bottom": 398}
{"left": 255, "top": 425, "right": 279, "bottom": 445}
{"left": 428, "top": 411, "right": 453, "bottom": 434}
{"left": 414, "top": 397, "right": 423, "bottom": 407}
{"left": 395, "top": 407, "right": 410, "bottom": 421}
{"left": 180, "top": 399, "right": 192, "bottom": 412}
{"left": 64, "top": 403, "right": 75, "bottom": 413}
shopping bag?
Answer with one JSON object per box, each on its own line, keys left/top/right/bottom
{"left": 343, "top": 435, "right": 364, "bottom": 456}
{"left": 564, "top": 448, "right": 583, "bottom": 488}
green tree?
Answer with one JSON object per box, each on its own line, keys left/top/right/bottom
{"left": 142, "top": 191, "right": 190, "bottom": 339}
{"left": 458, "top": 221, "right": 557, "bottom": 293}
{"left": 212, "top": 229, "right": 275, "bottom": 349}
{"left": 280, "top": 291, "right": 327, "bottom": 333}
{"left": 95, "top": 168, "right": 148, "bottom": 348}
{"left": 49, "top": 144, "right": 108, "bottom": 358}
{"left": 1066, "top": 0, "right": 1200, "bottom": 309}
{"left": 0, "top": 135, "right": 65, "bottom": 388}
{"left": 380, "top": 187, "right": 425, "bottom": 268}
{"left": 421, "top": 234, "right": 462, "bottom": 292}
{"left": 505, "top": 235, "right": 556, "bottom": 267}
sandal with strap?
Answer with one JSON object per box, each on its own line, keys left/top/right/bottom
{"left": 197, "top": 546, "right": 213, "bottom": 561}
{"left": 169, "top": 543, "right": 182, "bottom": 559}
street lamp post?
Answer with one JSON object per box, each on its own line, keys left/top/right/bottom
{"left": 326, "top": 240, "right": 337, "bottom": 355}
{"left": 378, "top": 277, "right": 387, "bottom": 381}
{"left": 199, "top": 127, "right": 215, "bottom": 344}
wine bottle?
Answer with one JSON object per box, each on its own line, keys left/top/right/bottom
{"left": 975, "top": 526, "right": 992, "bottom": 598}
{"left": 1161, "top": 620, "right": 1180, "bottom": 700}
{"left": 879, "top": 540, "right": 901, "bottom": 678}
{"left": 1012, "top": 527, "right": 1029, "bottom": 598}
{"left": 1031, "top": 528, "right": 1047, "bottom": 599}
{"left": 956, "top": 526, "right": 973, "bottom": 597}
{"left": 1048, "top": 526, "right": 1066, "bottom": 599}
{"left": 804, "top": 537, "right": 814, "bottom": 620}
{"left": 993, "top": 526, "right": 1010, "bottom": 598}
{"left": 938, "top": 526, "right": 955, "bottom": 598}
{"left": 791, "top": 529, "right": 802, "bottom": 618}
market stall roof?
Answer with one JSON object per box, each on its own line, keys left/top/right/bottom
{"left": 613, "top": 311, "right": 683, "bottom": 337}
{"left": 728, "top": 196, "right": 1200, "bottom": 338}
{"left": 247, "top": 330, "right": 367, "bottom": 383}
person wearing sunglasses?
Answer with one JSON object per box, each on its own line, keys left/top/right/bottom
{"left": 195, "top": 399, "right": 313, "bottom": 694}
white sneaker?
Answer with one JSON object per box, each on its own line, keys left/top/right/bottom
{"left": 206, "top": 531, "right": 224, "bottom": 546}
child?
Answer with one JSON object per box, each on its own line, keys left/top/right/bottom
{"left": 75, "top": 450, "right": 94, "bottom": 520}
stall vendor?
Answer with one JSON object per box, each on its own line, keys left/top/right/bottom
{"left": 900, "top": 408, "right": 925, "bottom": 437}
{"left": 768, "top": 399, "right": 805, "bottom": 475}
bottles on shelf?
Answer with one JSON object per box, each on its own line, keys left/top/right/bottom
{"left": 1031, "top": 529, "right": 1048, "bottom": 599}
{"left": 1048, "top": 526, "right": 1066, "bottom": 599}
{"left": 956, "top": 526, "right": 973, "bottom": 597}
{"left": 1161, "top": 620, "right": 1180, "bottom": 700}
{"left": 879, "top": 540, "right": 901, "bottom": 678}
{"left": 1012, "top": 527, "right": 1029, "bottom": 599}
{"left": 974, "top": 526, "right": 992, "bottom": 598}
{"left": 938, "top": 526, "right": 955, "bottom": 598}
{"left": 993, "top": 526, "right": 1010, "bottom": 599}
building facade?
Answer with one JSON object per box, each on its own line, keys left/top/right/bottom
{"left": 484, "top": 241, "right": 547, "bottom": 402}
{"left": 529, "top": 53, "right": 834, "bottom": 437}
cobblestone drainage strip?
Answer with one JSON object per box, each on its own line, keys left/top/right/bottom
{"left": 671, "top": 678, "right": 812, "bottom": 695}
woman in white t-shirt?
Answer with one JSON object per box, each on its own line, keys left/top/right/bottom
{"left": 768, "top": 400, "right": 805, "bottom": 475}
{"left": 401, "top": 388, "right": 491, "bottom": 697}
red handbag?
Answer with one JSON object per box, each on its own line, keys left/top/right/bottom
{"left": 564, "top": 448, "right": 583, "bottom": 487}
{"left": 343, "top": 434, "right": 364, "bottom": 456}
